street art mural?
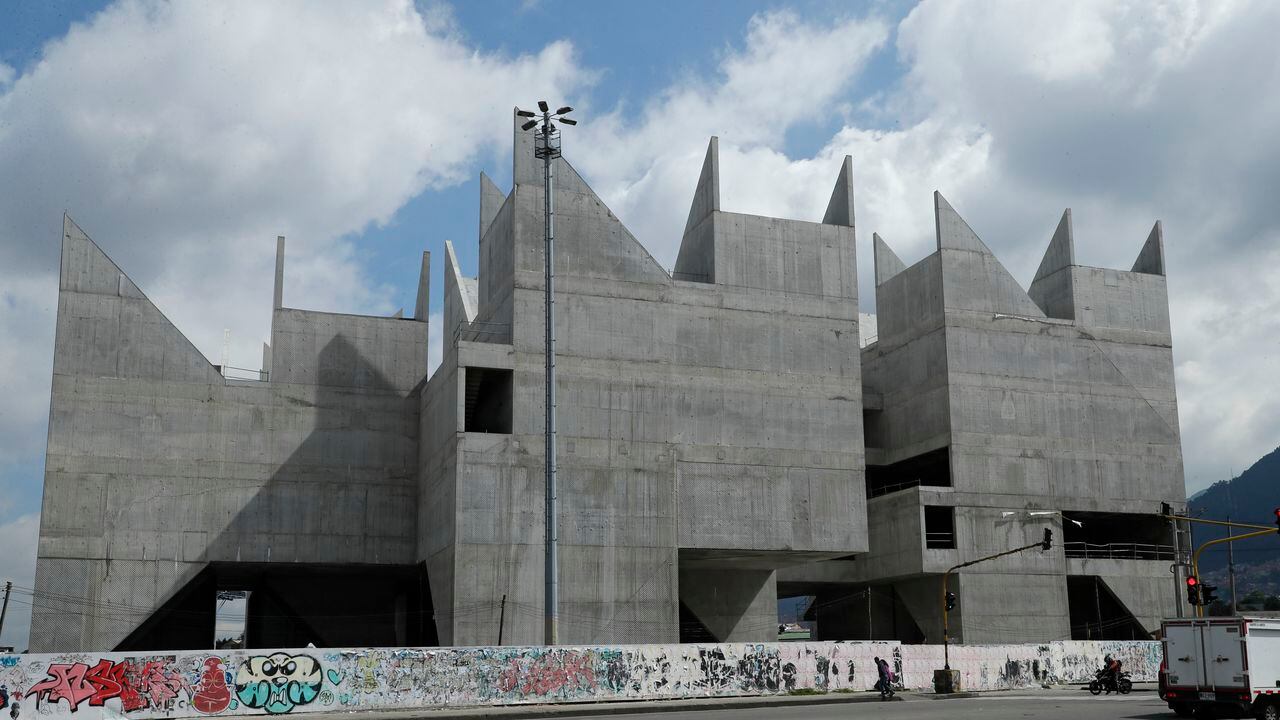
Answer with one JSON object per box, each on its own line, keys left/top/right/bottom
{"left": 0, "top": 640, "right": 1159, "bottom": 719}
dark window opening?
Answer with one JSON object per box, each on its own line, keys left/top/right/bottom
{"left": 924, "top": 506, "right": 956, "bottom": 549}
{"left": 678, "top": 600, "right": 717, "bottom": 643}
{"left": 1067, "top": 576, "right": 1150, "bottom": 640}
{"left": 1062, "top": 511, "right": 1175, "bottom": 561}
{"left": 862, "top": 409, "right": 885, "bottom": 449}
{"left": 465, "top": 367, "right": 513, "bottom": 433}
{"left": 867, "top": 447, "right": 951, "bottom": 497}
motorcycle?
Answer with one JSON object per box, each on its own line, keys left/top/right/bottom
{"left": 1088, "top": 668, "right": 1132, "bottom": 695}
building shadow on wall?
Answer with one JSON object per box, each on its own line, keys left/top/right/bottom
{"left": 118, "top": 334, "right": 435, "bottom": 651}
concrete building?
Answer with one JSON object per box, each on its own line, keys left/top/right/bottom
{"left": 780, "top": 197, "right": 1185, "bottom": 643}
{"left": 30, "top": 112, "right": 1183, "bottom": 652}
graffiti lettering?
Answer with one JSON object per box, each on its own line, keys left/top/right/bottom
{"left": 234, "top": 655, "right": 321, "bottom": 714}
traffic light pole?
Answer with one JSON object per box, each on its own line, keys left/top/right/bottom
{"left": 941, "top": 530, "right": 1052, "bottom": 671}
{"left": 1190, "top": 528, "right": 1277, "bottom": 618}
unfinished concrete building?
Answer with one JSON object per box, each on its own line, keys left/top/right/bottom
{"left": 30, "top": 117, "right": 867, "bottom": 651}
{"left": 780, "top": 196, "right": 1185, "bottom": 643}
{"left": 30, "top": 111, "right": 1184, "bottom": 652}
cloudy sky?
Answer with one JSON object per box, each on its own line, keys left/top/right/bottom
{"left": 1, "top": 0, "right": 1278, "bottom": 649}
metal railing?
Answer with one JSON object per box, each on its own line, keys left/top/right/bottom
{"left": 1063, "top": 541, "right": 1176, "bottom": 561}
{"left": 217, "top": 364, "right": 268, "bottom": 383}
{"left": 453, "top": 320, "right": 512, "bottom": 346}
{"left": 868, "top": 479, "right": 922, "bottom": 498}
{"left": 925, "top": 531, "right": 956, "bottom": 549}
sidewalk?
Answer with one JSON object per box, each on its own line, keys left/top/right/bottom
{"left": 284, "top": 684, "right": 1159, "bottom": 720}
{"left": 291, "top": 691, "right": 898, "bottom": 720}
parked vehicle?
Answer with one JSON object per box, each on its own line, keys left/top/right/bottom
{"left": 1162, "top": 617, "right": 1280, "bottom": 719}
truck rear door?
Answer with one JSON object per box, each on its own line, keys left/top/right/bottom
{"left": 1166, "top": 621, "right": 1206, "bottom": 691}
{"left": 1205, "top": 620, "right": 1247, "bottom": 690}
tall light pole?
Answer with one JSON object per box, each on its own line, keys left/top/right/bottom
{"left": 517, "top": 101, "right": 576, "bottom": 645}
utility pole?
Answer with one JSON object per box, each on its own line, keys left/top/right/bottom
{"left": 1227, "top": 515, "right": 1239, "bottom": 614}
{"left": 0, "top": 580, "right": 11, "bottom": 640}
{"left": 517, "top": 102, "right": 577, "bottom": 646}
{"left": 498, "top": 594, "right": 507, "bottom": 645}
{"left": 939, "top": 527, "right": 1053, "bottom": 691}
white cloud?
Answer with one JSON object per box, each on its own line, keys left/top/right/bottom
{"left": 0, "top": 0, "right": 589, "bottom": 486}
{"left": 568, "top": 1, "right": 1279, "bottom": 493}
{"left": 573, "top": 10, "right": 891, "bottom": 264}
{"left": 0, "top": 513, "right": 39, "bottom": 651}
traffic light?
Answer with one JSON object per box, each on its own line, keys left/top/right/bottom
{"left": 1160, "top": 502, "right": 1172, "bottom": 516}
{"left": 1186, "top": 576, "right": 1202, "bottom": 606}
{"left": 945, "top": 591, "right": 957, "bottom": 612}
{"left": 1041, "top": 528, "right": 1053, "bottom": 551}
{"left": 1201, "top": 584, "right": 1220, "bottom": 606}
{"left": 1274, "top": 507, "right": 1279, "bottom": 534}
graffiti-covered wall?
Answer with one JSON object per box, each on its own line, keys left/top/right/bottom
{"left": 0, "top": 641, "right": 1158, "bottom": 719}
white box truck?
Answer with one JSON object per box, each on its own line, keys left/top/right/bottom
{"left": 1163, "top": 617, "right": 1280, "bottom": 719}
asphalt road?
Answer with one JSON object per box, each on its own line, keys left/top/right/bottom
{"left": 568, "top": 693, "right": 1170, "bottom": 720}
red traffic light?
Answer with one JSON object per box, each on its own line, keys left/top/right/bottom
{"left": 1187, "top": 576, "right": 1199, "bottom": 587}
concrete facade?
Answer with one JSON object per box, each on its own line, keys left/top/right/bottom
{"left": 32, "top": 111, "right": 1183, "bottom": 652}
{"left": 781, "top": 196, "right": 1185, "bottom": 643}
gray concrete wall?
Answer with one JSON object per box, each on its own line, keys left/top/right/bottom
{"left": 33, "top": 218, "right": 426, "bottom": 651}
{"left": 420, "top": 114, "right": 867, "bottom": 646}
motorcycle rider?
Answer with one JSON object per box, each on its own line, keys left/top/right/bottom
{"left": 1101, "top": 654, "right": 1123, "bottom": 691}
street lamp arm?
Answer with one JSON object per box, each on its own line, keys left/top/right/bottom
{"left": 1161, "top": 514, "right": 1273, "bottom": 533}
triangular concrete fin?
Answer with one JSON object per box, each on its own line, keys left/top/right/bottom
{"left": 1132, "top": 221, "right": 1165, "bottom": 275}
{"left": 1033, "top": 209, "right": 1075, "bottom": 283}
{"left": 513, "top": 107, "right": 539, "bottom": 186}
{"left": 934, "top": 191, "right": 989, "bottom": 253}
{"left": 479, "top": 172, "right": 505, "bottom": 241}
{"left": 683, "top": 137, "right": 720, "bottom": 238}
{"left": 58, "top": 215, "right": 220, "bottom": 381}
{"left": 414, "top": 251, "right": 431, "bottom": 322}
{"left": 822, "top": 156, "right": 855, "bottom": 227}
{"left": 873, "top": 233, "right": 906, "bottom": 286}
{"left": 934, "top": 192, "right": 1045, "bottom": 317}
{"left": 444, "top": 240, "right": 477, "bottom": 324}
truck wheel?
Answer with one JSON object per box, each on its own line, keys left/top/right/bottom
{"left": 1257, "top": 700, "right": 1279, "bottom": 720}
{"left": 1171, "top": 704, "right": 1193, "bottom": 718}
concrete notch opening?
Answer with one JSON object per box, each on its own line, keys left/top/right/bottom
{"left": 464, "top": 367, "right": 513, "bottom": 433}
{"left": 924, "top": 505, "right": 956, "bottom": 549}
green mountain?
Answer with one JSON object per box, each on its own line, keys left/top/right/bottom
{"left": 1189, "top": 446, "right": 1280, "bottom": 594}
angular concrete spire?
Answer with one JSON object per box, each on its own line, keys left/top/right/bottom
{"left": 1033, "top": 209, "right": 1075, "bottom": 283}
{"left": 873, "top": 233, "right": 906, "bottom": 286}
{"left": 273, "top": 235, "right": 286, "bottom": 310}
{"left": 414, "top": 251, "right": 431, "bottom": 322}
{"left": 934, "top": 191, "right": 988, "bottom": 253}
{"left": 683, "top": 137, "right": 720, "bottom": 237}
{"left": 513, "top": 107, "right": 539, "bottom": 186}
{"left": 444, "top": 240, "right": 476, "bottom": 324}
{"left": 479, "top": 172, "right": 505, "bottom": 240}
{"left": 821, "top": 155, "right": 855, "bottom": 227}
{"left": 934, "top": 191, "right": 1045, "bottom": 317}
{"left": 1132, "top": 221, "right": 1165, "bottom": 275}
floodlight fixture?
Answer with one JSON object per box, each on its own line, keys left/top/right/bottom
{"left": 521, "top": 119, "right": 539, "bottom": 131}
{"left": 556, "top": 106, "right": 573, "bottom": 115}
{"left": 537, "top": 100, "right": 549, "bottom": 112}
{"left": 516, "top": 109, "right": 537, "bottom": 118}
{"left": 558, "top": 118, "right": 577, "bottom": 126}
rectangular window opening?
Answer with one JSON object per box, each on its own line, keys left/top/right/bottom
{"left": 866, "top": 447, "right": 951, "bottom": 498}
{"left": 924, "top": 506, "right": 956, "bottom": 549}
{"left": 464, "top": 367, "right": 513, "bottom": 434}
{"left": 215, "top": 589, "right": 249, "bottom": 649}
